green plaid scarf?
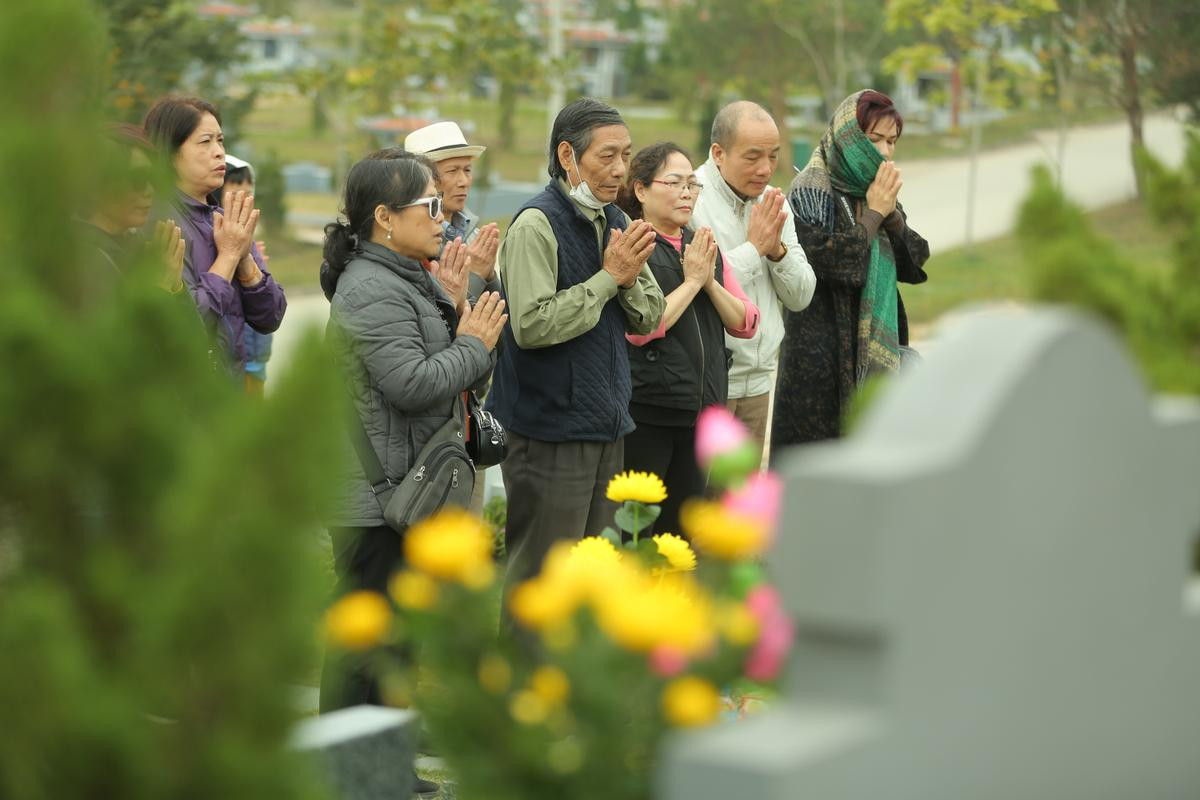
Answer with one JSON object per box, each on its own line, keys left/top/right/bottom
{"left": 790, "top": 91, "right": 900, "bottom": 380}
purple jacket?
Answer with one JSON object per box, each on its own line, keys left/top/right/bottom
{"left": 172, "top": 192, "right": 287, "bottom": 368}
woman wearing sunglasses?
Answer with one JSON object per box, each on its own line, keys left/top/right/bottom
{"left": 615, "top": 142, "right": 760, "bottom": 536}
{"left": 318, "top": 150, "right": 507, "bottom": 714}
{"left": 143, "top": 95, "right": 286, "bottom": 374}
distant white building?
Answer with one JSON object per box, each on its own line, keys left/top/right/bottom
{"left": 195, "top": 3, "right": 315, "bottom": 75}
{"left": 239, "top": 20, "right": 315, "bottom": 73}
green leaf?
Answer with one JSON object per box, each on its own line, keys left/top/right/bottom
{"left": 635, "top": 537, "right": 668, "bottom": 568}
{"left": 615, "top": 501, "right": 661, "bottom": 535}
{"left": 599, "top": 527, "right": 622, "bottom": 547}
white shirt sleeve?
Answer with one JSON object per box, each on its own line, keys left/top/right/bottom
{"left": 765, "top": 199, "right": 816, "bottom": 311}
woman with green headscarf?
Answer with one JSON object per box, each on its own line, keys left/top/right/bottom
{"left": 771, "top": 90, "right": 930, "bottom": 448}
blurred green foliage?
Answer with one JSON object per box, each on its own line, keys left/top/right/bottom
{"left": 1017, "top": 143, "right": 1200, "bottom": 394}
{"left": 0, "top": 0, "right": 347, "bottom": 797}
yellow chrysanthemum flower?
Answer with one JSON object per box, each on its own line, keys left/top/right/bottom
{"left": 715, "top": 601, "right": 760, "bottom": 646}
{"left": 661, "top": 676, "right": 721, "bottom": 728}
{"left": 592, "top": 571, "right": 714, "bottom": 655}
{"left": 510, "top": 540, "right": 629, "bottom": 631}
{"left": 652, "top": 533, "right": 697, "bottom": 572}
{"left": 404, "top": 508, "right": 496, "bottom": 588}
{"left": 606, "top": 470, "right": 668, "bottom": 504}
{"left": 324, "top": 590, "right": 392, "bottom": 651}
{"left": 477, "top": 652, "right": 512, "bottom": 694}
{"left": 568, "top": 535, "right": 623, "bottom": 566}
{"left": 529, "top": 665, "right": 571, "bottom": 706}
{"left": 389, "top": 570, "right": 438, "bottom": 610}
{"left": 510, "top": 689, "right": 549, "bottom": 725}
{"left": 509, "top": 574, "right": 580, "bottom": 631}
{"left": 679, "top": 499, "right": 770, "bottom": 560}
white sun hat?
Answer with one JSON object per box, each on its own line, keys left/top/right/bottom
{"left": 404, "top": 121, "right": 486, "bottom": 161}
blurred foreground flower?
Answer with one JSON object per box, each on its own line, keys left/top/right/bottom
{"left": 404, "top": 508, "right": 495, "bottom": 588}
{"left": 661, "top": 676, "right": 721, "bottom": 727}
{"left": 529, "top": 665, "right": 571, "bottom": 706}
{"left": 680, "top": 500, "right": 771, "bottom": 560}
{"left": 744, "top": 585, "right": 794, "bottom": 682}
{"left": 592, "top": 570, "right": 715, "bottom": 655}
{"left": 606, "top": 470, "right": 667, "bottom": 504}
{"left": 722, "top": 471, "right": 783, "bottom": 540}
{"left": 389, "top": 570, "right": 438, "bottom": 610}
{"left": 695, "top": 406, "right": 760, "bottom": 485}
{"left": 324, "top": 591, "right": 392, "bottom": 651}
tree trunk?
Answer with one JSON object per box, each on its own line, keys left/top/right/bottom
{"left": 1054, "top": 51, "right": 1070, "bottom": 186}
{"left": 498, "top": 79, "right": 517, "bottom": 151}
{"left": 1118, "top": 26, "right": 1145, "bottom": 195}
{"left": 950, "top": 58, "right": 962, "bottom": 132}
{"left": 769, "top": 78, "right": 792, "bottom": 177}
{"left": 833, "top": 0, "right": 846, "bottom": 103}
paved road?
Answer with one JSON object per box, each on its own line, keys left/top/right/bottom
{"left": 270, "top": 113, "right": 1188, "bottom": 380}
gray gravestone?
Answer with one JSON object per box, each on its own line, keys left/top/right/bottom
{"left": 292, "top": 705, "right": 417, "bottom": 800}
{"left": 282, "top": 161, "right": 333, "bottom": 194}
{"left": 661, "top": 309, "right": 1200, "bottom": 800}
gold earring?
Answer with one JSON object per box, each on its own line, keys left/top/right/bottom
{"left": 386, "top": 227, "right": 392, "bottom": 240}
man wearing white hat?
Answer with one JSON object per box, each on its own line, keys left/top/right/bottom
{"left": 404, "top": 121, "right": 500, "bottom": 301}
{"left": 406, "top": 121, "right": 501, "bottom": 523}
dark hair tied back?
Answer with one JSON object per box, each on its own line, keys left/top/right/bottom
{"left": 320, "top": 151, "right": 435, "bottom": 299}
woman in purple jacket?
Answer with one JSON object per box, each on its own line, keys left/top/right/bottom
{"left": 143, "top": 96, "right": 286, "bottom": 372}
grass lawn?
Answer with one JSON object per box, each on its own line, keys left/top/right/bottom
{"left": 903, "top": 199, "right": 1174, "bottom": 332}
{"left": 262, "top": 230, "right": 324, "bottom": 292}
{"left": 267, "top": 198, "right": 1174, "bottom": 311}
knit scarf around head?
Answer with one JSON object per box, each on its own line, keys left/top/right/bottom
{"left": 791, "top": 91, "right": 900, "bottom": 380}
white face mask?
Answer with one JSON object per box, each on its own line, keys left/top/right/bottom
{"left": 566, "top": 149, "right": 606, "bottom": 211}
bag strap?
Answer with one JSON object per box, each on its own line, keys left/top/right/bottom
{"left": 347, "top": 406, "right": 394, "bottom": 499}
{"left": 344, "top": 291, "right": 471, "bottom": 500}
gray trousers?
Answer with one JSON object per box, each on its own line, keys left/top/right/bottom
{"left": 500, "top": 432, "right": 623, "bottom": 593}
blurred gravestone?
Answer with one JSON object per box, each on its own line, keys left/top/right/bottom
{"left": 283, "top": 161, "right": 333, "bottom": 194}
{"left": 292, "top": 706, "right": 418, "bottom": 800}
{"left": 661, "top": 309, "right": 1200, "bottom": 800}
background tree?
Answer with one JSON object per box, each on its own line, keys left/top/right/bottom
{"left": 355, "top": 0, "right": 439, "bottom": 114}
{"left": 666, "top": 0, "right": 898, "bottom": 173}
{"left": 428, "top": 0, "right": 545, "bottom": 152}
{"left": 1017, "top": 148, "right": 1200, "bottom": 396}
{"left": 97, "top": 0, "right": 246, "bottom": 120}
{"left": 666, "top": 0, "right": 811, "bottom": 173}
{"left": 884, "top": 0, "right": 1058, "bottom": 132}
{"left": 256, "top": 150, "right": 288, "bottom": 235}
{"left": 0, "top": 1, "right": 345, "bottom": 797}
{"left": 1145, "top": 3, "right": 1200, "bottom": 120}
{"left": 1058, "top": 0, "right": 1200, "bottom": 193}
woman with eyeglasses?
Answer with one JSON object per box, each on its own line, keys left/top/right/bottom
{"left": 143, "top": 95, "right": 286, "bottom": 374}
{"left": 615, "top": 142, "right": 759, "bottom": 535}
{"left": 318, "top": 150, "right": 507, "bottom": 713}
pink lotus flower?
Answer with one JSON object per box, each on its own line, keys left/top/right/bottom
{"left": 649, "top": 646, "right": 689, "bottom": 677}
{"left": 722, "top": 472, "right": 783, "bottom": 543}
{"left": 695, "top": 406, "right": 751, "bottom": 468}
{"left": 743, "top": 585, "right": 794, "bottom": 682}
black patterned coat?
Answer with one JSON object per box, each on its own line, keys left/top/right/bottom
{"left": 771, "top": 195, "right": 930, "bottom": 449}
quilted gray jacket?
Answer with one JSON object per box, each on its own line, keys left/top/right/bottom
{"left": 327, "top": 241, "right": 493, "bottom": 527}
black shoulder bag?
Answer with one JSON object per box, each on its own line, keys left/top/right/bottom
{"left": 349, "top": 401, "right": 475, "bottom": 532}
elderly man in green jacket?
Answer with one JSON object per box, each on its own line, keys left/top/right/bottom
{"left": 486, "top": 98, "right": 665, "bottom": 593}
